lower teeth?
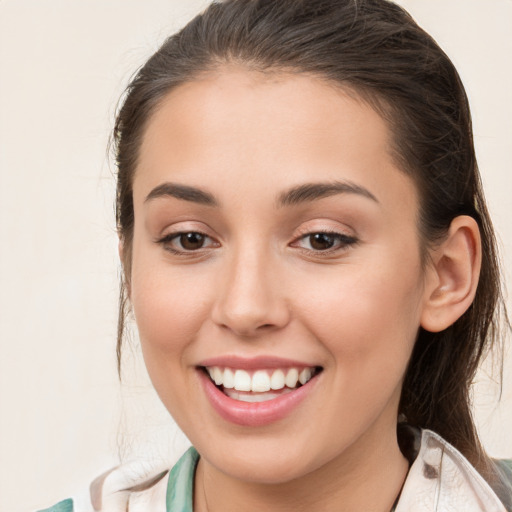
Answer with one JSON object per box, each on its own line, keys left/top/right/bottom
{"left": 223, "top": 387, "right": 294, "bottom": 402}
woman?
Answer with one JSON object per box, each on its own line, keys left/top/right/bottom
{"left": 40, "top": 0, "right": 511, "bottom": 510}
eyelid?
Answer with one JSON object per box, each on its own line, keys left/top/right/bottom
{"left": 157, "top": 230, "right": 216, "bottom": 244}
{"left": 155, "top": 231, "right": 220, "bottom": 257}
{"left": 155, "top": 220, "right": 216, "bottom": 241}
{"left": 292, "top": 231, "right": 357, "bottom": 249}
{"left": 154, "top": 221, "right": 221, "bottom": 255}
{"left": 292, "top": 220, "right": 356, "bottom": 240}
{"left": 290, "top": 222, "right": 359, "bottom": 254}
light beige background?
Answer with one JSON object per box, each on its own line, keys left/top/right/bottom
{"left": 0, "top": 1, "right": 510, "bottom": 511}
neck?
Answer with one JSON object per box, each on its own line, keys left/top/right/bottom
{"left": 194, "top": 420, "right": 409, "bottom": 512}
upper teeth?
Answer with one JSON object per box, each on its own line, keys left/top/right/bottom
{"left": 206, "top": 367, "right": 315, "bottom": 392}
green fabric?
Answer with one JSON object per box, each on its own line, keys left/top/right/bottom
{"left": 34, "top": 451, "right": 512, "bottom": 512}
{"left": 166, "top": 446, "right": 199, "bottom": 512}
{"left": 496, "top": 458, "right": 512, "bottom": 478}
{"left": 164, "top": 447, "right": 407, "bottom": 512}
{"left": 492, "top": 459, "right": 512, "bottom": 512}
{"left": 37, "top": 498, "right": 74, "bottom": 512}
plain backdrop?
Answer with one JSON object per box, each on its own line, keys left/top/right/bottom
{"left": 0, "top": 1, "right": 511, "bottom": 511}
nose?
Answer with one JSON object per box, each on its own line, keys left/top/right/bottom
{"left": 211, "top": 250, "right": 291, "bottom": 337}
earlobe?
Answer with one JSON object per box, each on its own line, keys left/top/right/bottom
{"left": 420, "top": 216, "right": 481, "bottom": 333}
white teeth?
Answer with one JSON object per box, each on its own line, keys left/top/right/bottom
{"left": 270, "top": 369, "right": 285, "bottom": 390}
{"left": 233, "top": 370, "right": 252, "bottom": 391}
{"left": 212, "top": 367, "right": 223, "bottom": 386}
{"left": 223, "top": 368, "right": 234, "bottom": 389}
{"left": 208, "top": 367, "right": 224, "bottom": 386}
{"left": 224, "top": 388, "right": 293, "bottom": 402}
{"left": 205, "top": 365, "right": 317, "bottom": 393}
{"left": 299, "top": 367, "right": 312, "bottom": 385}
{"left": 285, "top": 368, "right": 299, "bottom": 388}
{"left": 251, "top": 370, "right": 271, "bottom": 392}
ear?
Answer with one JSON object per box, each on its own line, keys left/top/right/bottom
{"left": 118, "top": 239, "right": 131, "bottom": 299}
{"left": 420, "top": 216, "right": 481, "bottom": 333}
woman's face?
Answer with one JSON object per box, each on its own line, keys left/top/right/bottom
{"left": 129, "top": 69, "right": 431, "bottom": 483}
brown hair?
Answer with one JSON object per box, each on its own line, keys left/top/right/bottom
{"left": 113, "top": 0, "right": 508, "bottom": 483}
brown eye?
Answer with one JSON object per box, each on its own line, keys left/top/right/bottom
{"left": 179, "top": 232, "right": 206, "bottom": 250}
{"left": 157, "top": 230, "right": 218, "bottom": 255}
{"left": 309, "top": 233, "right": 336, "bottom": 250}
{"left": 293, "top": 231, "right": 358, "bottom": 253}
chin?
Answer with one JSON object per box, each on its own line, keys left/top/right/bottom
{"left": 218, "top": 454, "right": 316, "bottom": 484}
{"left": 194, "top": 431, "right": 331, "bottom": 485}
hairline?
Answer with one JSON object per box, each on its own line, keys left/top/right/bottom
{"left": 123, "top": 61, "right": 433, "bottom": 270}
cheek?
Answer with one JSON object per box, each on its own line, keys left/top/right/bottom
{"left": 129, "top": 261, "right": 214, "bottom": 419}
{"left": 130, "top": 257, "right": 212, "bottom": 361}
{"left": 295, "top": 264, "right": 423, "bottom": 435}
{"left": 298, "top": 256, "right": 424, "bottom": 375}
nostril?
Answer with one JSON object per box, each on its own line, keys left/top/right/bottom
{"left": 211, "top": 288, "right": 291, "bottom": 336}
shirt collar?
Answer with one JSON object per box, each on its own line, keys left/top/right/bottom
{"left": 166, "top": 446, "right": 199, "bottom": 512}
{"left": 165, "top": 431, "right": 508, "bottom": 512}
{"left": 395, "top": 429, "right": 506, "bottom": 512}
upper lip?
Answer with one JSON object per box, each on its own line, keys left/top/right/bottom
{"left": 197, "top": 355, "right": 321, "bottom": 370}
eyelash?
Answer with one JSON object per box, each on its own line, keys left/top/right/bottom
{"left": 156, "top": 230, "right": 358, "bottom": 256}
{"left": 156, "top": 231, "right": 218, "bottom": 255}
{"left": 291, "top": 230, "right": 358, "bottom": 254}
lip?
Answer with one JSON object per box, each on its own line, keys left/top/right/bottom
{"left": 198, "top": 364, "right": 320, "bottom": 427}
{"left": 197, "top": 355, "right": 317, "bottom": 371}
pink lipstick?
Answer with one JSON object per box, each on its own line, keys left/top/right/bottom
{"left": 197, "top": 356, "right": 322, "bottom": 427}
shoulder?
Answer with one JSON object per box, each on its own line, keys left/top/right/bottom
{"left": 396, "top": 429, "right": 510, "bottom": 512}
{"left": 36, "top": 460, "right": 170, "bottom": 512}
{"left": 36, "top": 447, "right": 199, "bottom": 512}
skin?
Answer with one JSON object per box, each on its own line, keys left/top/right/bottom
{"left": 126, "top": 68, "right": 481, "bottom": 511}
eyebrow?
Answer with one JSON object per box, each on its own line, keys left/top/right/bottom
{"left": 145, "top": 182, "right": 218, "bottom": 206}
{"left": 144, "top": 179, "right": 378, "bottom": 208}
{"left": 277, "top": 181, "right": 379, "bottom": 207}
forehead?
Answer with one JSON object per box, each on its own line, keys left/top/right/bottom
{"left": 135, "top": 67, "right": 417, "bottom": 214}
{"left": 139, "top": 68, "right": 389, "bottom": 166}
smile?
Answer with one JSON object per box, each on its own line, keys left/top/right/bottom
{"left": 204, "top": 366, "right": 319, "bottom": 402}
{"left": 198, "top": 360, "right": 322, "bottom": 426}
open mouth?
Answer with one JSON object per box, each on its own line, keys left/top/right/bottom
{"left": 201, "top": 366, "right": 323, "bottom": 403}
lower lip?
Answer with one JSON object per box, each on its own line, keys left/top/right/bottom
{"left": 198, "top": 370, "right": 318, "bottom": 427}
